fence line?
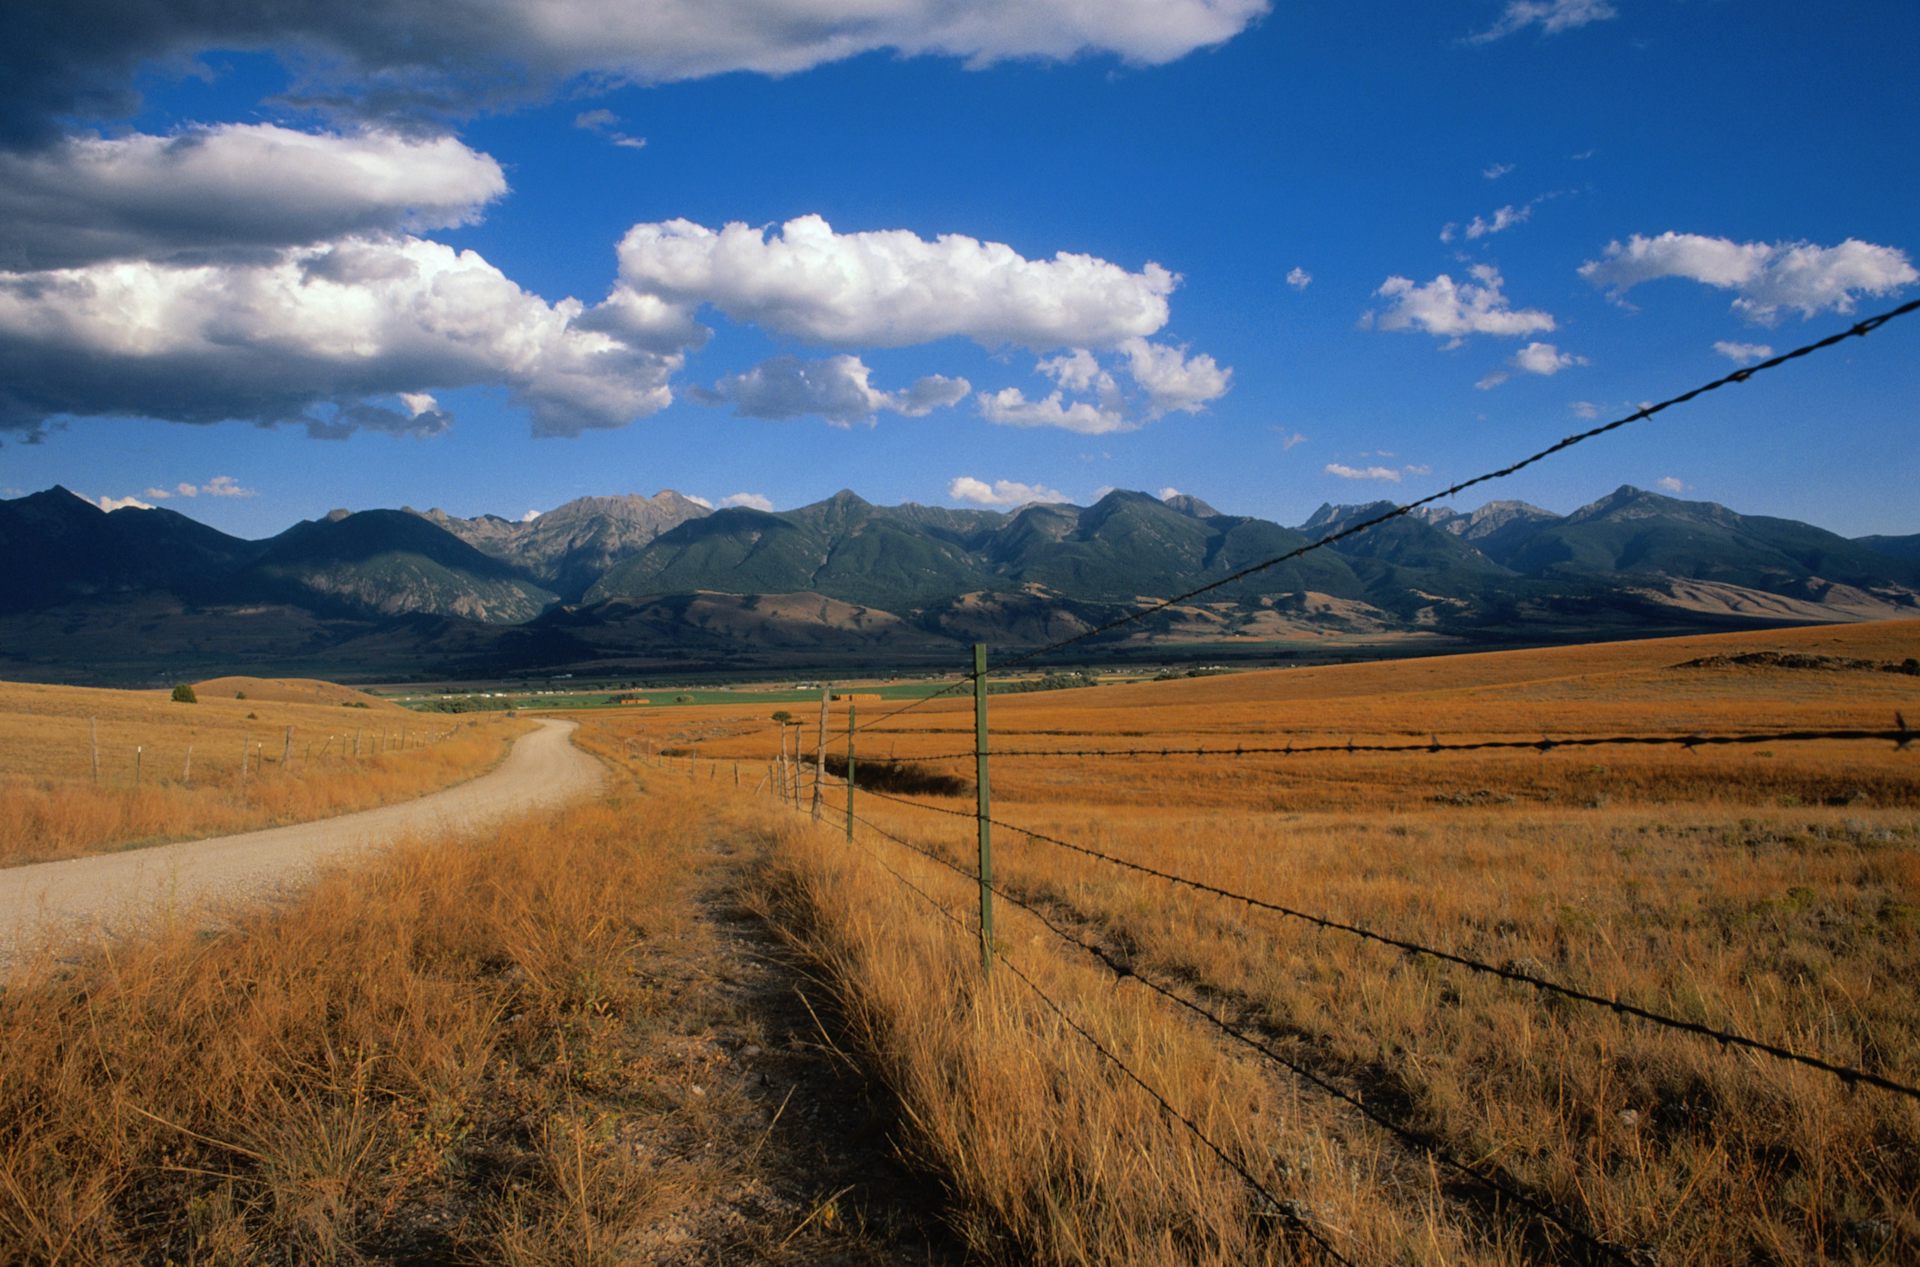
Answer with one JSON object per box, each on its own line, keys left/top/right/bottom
{"left": 838, "top": 779, "right": 1920, "bottom": 1102}
{"left": 849, "top": 808, "right": 1634, "bottom": 1266}
{"left": 870, "top": 718, "right": 1918, "bottom": 764}
{"left": 837, "top": 820, "right": 1352, "bottom": 1264}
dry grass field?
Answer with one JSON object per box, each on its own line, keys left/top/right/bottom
{"left": 574, "top": 620, "right": 1920, "bottom": 1265}
{"left": 0, "top": 675, "right": 528, "bottom": 865}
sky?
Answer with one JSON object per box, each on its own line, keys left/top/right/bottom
{"left": 1, "top": 0, "right": 1916, "bottom": 540}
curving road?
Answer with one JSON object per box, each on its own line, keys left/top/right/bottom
{"left": 0, "top": 718, "right": 602, "bottom": 968}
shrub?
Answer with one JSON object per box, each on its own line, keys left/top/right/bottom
{"left": 170, "top": 684, "right": 197, "bottom": 704}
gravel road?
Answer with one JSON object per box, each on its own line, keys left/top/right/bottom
{"left": 0, "top": 718, "right": 602, "bottom": 967}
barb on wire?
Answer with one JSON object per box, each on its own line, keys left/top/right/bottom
{"left": 874, "top": 719, "right": 1919, "bottom": 764}
{"left": 846, "top": 785, "right": 1920, "bottom": 1102}
{"left": 854, "top": 811, "right": 1631, "bottom": 1265}
{"left": 975, "top": 299, "right": 1919, "bottom": 675}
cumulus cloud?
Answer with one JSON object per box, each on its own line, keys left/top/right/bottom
{"left": 140, "top": 474, "right": 256, "bottom": 499}
{"left": 718, "top": 492, "right": 774, "bottom": 511}
{"left": 980, "top": 336, "right": 1228, "bottom": 433}
{"left": 948, "top": 476, "right": 1069, "bottom": 507}
{"left": 1158, "top": 486, "right": 1181, "bottom": 500}
{"left": 704, "top": 354, "right": 970, "bottom": 426}
{"left": 90, "top": 493, "right": 154, "bottom": 511}
{"left": 0, "top": 235, "right": 689, "bottom": 438}
{"left": 573, "top": 108, "right": 647, "bottom": 149}
{"left": 0, "top": 0, "right": 1270, "bottom": 142}
{"left": 0, "top": 124, "right": 505, "bottom": 270}
{"left": 1712, "top": 340, "right": 1773, "bottom": 363}
{"left": 1368, "top": 265, "right": 1555, "bottom": 342}
{"left": 1466, "top": 0, "right": 1617, "bottom": 44}
{"left": 1656, "top": 476, "right": 1687, "bottom": 494}
{"left": 1325, "top": 463, "right": 1402, "bottom": 482}
{"left": 519, "top": 508, "right": 542, "bottom": 522}
{"left": 1579, "top": 232, "right": 1918, "bottom": 323}
{"left": 1119, "top": 337, "right": 1230, "bottom": 418}
{"left": 1286, "top": 266, "right": 1311, "bottom": 290}
{"left": 977, "top": 388, "right": 1129, "bottom": 435}
{"left": 1511, "top": 341, "right": 1587, "bottom": 375}
{"left": 612, "top": 214, "right": 1177, "bottom": 350}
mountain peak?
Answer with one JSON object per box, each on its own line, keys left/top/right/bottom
{"left": 1162, "top": 493, "right": 1221, "bottom": 519}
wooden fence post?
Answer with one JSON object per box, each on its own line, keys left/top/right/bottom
{"left": 845, "top": 703, "right": 856, "bottom": 844}
{"left": 90, "top": 717, "right": 101, "bottom": 784}
{"left": 282, "top": 725, "right": 293, "bottom": 770}
{"left": 183, "top": 745, "right": 192, "bottom": 786}
{"left": 134, "top": 745, "right": 142, "bottom": 786}
{"left": 811, "top": 685, "right": 830, "bottom": 821}
{"left": 974, "top": 644, "right": 994, "bottom": 975}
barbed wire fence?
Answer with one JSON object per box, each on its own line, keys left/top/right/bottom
{"left": 688, "top": 300, "right": 1920, "bottom": 1262}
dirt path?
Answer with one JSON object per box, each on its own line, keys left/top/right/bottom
{"left": 0, "top": 717, "right": 601, "bottom": 966}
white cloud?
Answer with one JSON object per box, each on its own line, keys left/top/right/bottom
{"left": 718, "top": 492, "right": 775, "bottom": 511}
{"left": 684, "top": 494, "right": 714, "bottom": 509}
{"left": 144, "top": 474, "right": 258, "bottom": 499}
{"left": 1465, "top": 203, "right": 1533, "bottom": 239}
{"left": 1285, "top": 266, "right": 1312, "bottom": 290}
{"left": 1467, "top": 0, "right": 1617, "bottom": 44}
{"left": 1404, "top": 463, "right": 1432, "bottom": 476}
{"left": 1579, "top": 232, "right": 1918, "bottom": 323}
{"left": 948, "top": 476, "right": 1070, "bottom": 507}
{"left": 1482, "top": 162, "right": 1515, "bottom": 180}
{"left": 704, "top": 354, "right": 969, "bottom": 426}
{"left": 1571, "top": 400, "right": 1600, "bottom": 419}
{"left": 1369, "top": 265, "right": 1555, "bottom": 341}
{"left": 0, "top": 125, "right": 506, "bottom": 270}
{"left": 1511, "top": 341, "right": 1588, "bottom": 375}
{"left": 573, "top": 108, "right": 647, "bottom": 150}
{"left": 1119, "top": 336, "right": 1231, "bottom": 418}
{"left": 1275, "top": 429, "right": 1308, "bottom": 449}
{"left": 91, "top": 493, "right": 155, "bottom": 511}
{"left": 519, "top": 508, "right": 543, "bottom": 522}
{"left": 612, "top": 214, "right": 1178, "bottom": 350}
{"left": 1712, "top": 340, "right": 1773, "bottom": 364}
{"left": 1656, "top": 476, "right": 1687, "bottom": 494}
{"left": 1158, "top": 486, "right": 1181, "bottom": 500}
{"left": 977, "top": 387, "right": 1130, "bottom": 435}
{"left": 0, "top": 235, "right": 688, "bottom": 438}
{"left": 1325, "top": 463, "right": 1402, "bottom": 482}
{"left": 0, "top": 1, "right": 1271, "bottom": 142}
{"left": 1038, "top": 347, "right": 1112, "bottom": 394}
{"left": 1475, "top": 370, "right": 1510, "bottom": 391}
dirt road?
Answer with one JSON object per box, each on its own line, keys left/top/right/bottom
{"left": 0, "top": 718, "right": 602, "bottom": 966}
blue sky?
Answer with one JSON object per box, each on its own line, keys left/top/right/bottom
{"left": 2, "top": 0, "right": 1915, "bottom": 539}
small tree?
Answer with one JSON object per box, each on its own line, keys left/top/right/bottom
{"left": 770, "top": 709, "right": 792, "bottom": 724}
{"left": 171, "top": 683, "right": 197, "bottom": 704}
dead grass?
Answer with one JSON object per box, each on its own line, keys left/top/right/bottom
{"left": 578, "top": 620, "right": 1920, "bottom": 1265}
{"left": 0, "top": 676, "right": 528, "bottom": 865}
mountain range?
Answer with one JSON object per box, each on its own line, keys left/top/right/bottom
{"left": 3, "top": 482, "right": 1916, "bottom": 684}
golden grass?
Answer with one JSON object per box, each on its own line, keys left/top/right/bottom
{"left": 0, "top": 746, "right": 841, "bottom": 1264}
{"left": 0, "top": 677, "right": 529, "bottom": 865}
{"left": 578, "top": 620, "right": 1920, "bottom": 1264}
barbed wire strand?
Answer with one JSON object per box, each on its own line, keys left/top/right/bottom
{"left": 983, "top": 298, "right": 1919, "bottom": 675}
{"left": 836, "top": 820, "right": 1350, "bottom": 1263}
{"left": 844, "top": 784, "right": 1920, "bottom": 1103}
{"left": 851, "top": 810, "right": 1634, "bottom": 1266}
{"left": 864, "top": 717, "right": 1918, "bottom": 763}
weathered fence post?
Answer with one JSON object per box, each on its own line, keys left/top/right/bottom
{"left": 282, "top": 725, "right": 293, "bottom": 770}
{"left": 134, "top": 744, "right": 142, "bottom": 786}
{"left": 241, "top": 739, "right": 249, "bottom": 780}
{"left": 974, "top": 644, "right": 994, "bottom": 975}
{"left": 845, "top": 703, "right": 856, "bottom": 844}
{"left": 183, "top": 745, "right": 192, "bottom": 786}
{"left": 812, "top": 685, "right": 830, "bottom": 821}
